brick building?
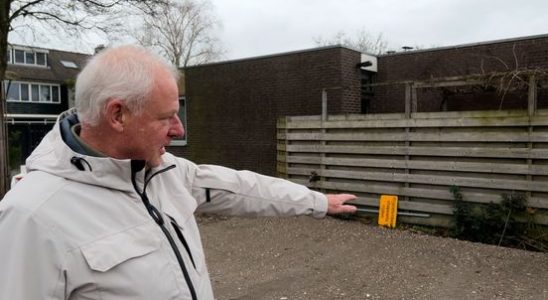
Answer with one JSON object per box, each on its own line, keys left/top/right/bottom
{"left": 179, "top": 46, "right": 364, "bottom": 176}
{"left": 371, "top": 34, "right": 548, "bottom": 113}
{"left": 178, "top": 34, "right": 548, "bottom": 176}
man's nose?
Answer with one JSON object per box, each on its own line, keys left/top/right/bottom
{"left": 169, "top": 116, "right": 185, "bottom": 138}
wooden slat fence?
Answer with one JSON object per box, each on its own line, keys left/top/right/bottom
{"left": 277, "top": 109, "right": 548, "bottom": 227}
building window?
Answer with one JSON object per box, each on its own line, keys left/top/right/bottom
{"left": 25, "top": 52, "right": 35, "bottom": 64}
{"left": 60, "top": 60, "right": 78, "bottom": 69}
{"left": 7, "top": 82, "right": 20, "bottom": 100}
{"left": 20, "top": 83, "right": 29, "bottom": 101}
{"left": 36, "top": 52, "right": 46, "bottom": 66}
{"left": 14, "top": 49, "right": 25, "bottom": 64}
{"left": 4, "top": 81, "right": 61, "bottom": 103}
{"left": 8, "top": 47, "right": 48, "bottom": 67}
{"left": 31, "top": 84, "right": 40, "bottom": 102}
{"left": 170, "top": 96, "right": 187, "bottom": 146}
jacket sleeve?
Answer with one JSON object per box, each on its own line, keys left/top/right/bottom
{"left": 0, "top": 206, "right": 66, "bottom": 300}
{"left": 191, "top": 164, "right": 328, "bottom": 218}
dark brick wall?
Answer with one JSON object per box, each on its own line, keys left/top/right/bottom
{"left": 371, "top": 35, "right": 548, "bottom": 113}
{"left": 174, "top": 36, "right": 548, "bottom": 175}
{"left": 175, "top": 47, "right": 361, "bottom": 175}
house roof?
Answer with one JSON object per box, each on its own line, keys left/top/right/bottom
{"left": 184, "top": 45, "right": 362, "bottom": 70}
{"left": 379, "top": 33, "right": 548, "bottom": 57}
{"left": 6, "top": 45, "right": 91, "bottom": 84}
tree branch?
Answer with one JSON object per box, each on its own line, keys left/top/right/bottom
{"left": 9, "top": 0, "right": 48, "bottom": 22}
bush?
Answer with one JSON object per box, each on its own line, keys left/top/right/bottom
{"left": 449, "top": 186, "right": 545, "bottom": 251}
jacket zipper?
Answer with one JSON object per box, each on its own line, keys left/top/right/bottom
{"left": 131, "top": 162, "right": 198, "bottom": 300}
{"left": 169, "top": 216, "right": 196, "bottom": 269}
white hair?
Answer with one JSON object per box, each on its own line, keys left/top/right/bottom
{"left": 75, "top": 45, "right": 180, "bottom": 126}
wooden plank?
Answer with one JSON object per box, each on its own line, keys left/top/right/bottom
{"left": 283, "top": 109, "right": 548, "bottom": 123}
{"left": 287, "top": 167, "right": 548, "bottom": 193}
{"left": 356, "top": 197, "right": 453, "bottom": 215}
{"left": 285, "top": 116, "right": 545, "bottom": 129}
{"left": 299, "top": 180, "right": 548, "bottom": 211}
{"left": 414, "top": 79, "right": 485, "bottom": 88}
{"left": 286, "top": 116, "right": 548, "bottom": 129}
{"left": 300, "top": 185, "right": 454, "bottom": 215}
{"left": 282, "top": 144, "right": 548, "bottom": 159}
{"left": 529, "top": 197, "right": 548, "bottom": 209}
{"left": 283, "top": 156, "right": 548, "bottom": 176}
{"left": 282, "top": 131, "right": 546, "bottom": 143}
{"left": 290, "top": 179, "right": 548, "bottom": 209}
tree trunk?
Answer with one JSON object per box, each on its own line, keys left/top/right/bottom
{"left": 0, "top": 1, "right": 12, "bottom": 198}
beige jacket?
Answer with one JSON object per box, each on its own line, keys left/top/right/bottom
{"left": 0, "top": 112, "right": 328, "bottom": 299}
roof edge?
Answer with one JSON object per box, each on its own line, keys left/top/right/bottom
{"left": 8, "top": 43, "right": 93, "bottom": 56}
{"left": 184, "top": 45, "right": 361, "bottom": 70}
{"left": 381, "top": 33, "right": 548, "bottom": 57}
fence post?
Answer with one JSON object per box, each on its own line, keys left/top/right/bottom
{"left": 403, "top": 83, "right": 417, "bottom": 202}
{"left": 319, "top": 111, "right": 327, "bottom": 193}
{"left": 527, "top": 75, "right": 537, "bottom": 200}
{"left": 276, "top": 117, "right": 289, "bottom": 179}
{"left": 405, "top": 83, "right": 411, "bottom": 118}
{"left": 528, "top": 75, "right": 537, "bottom": 117}
{"left": 321, "top": 89, "right": 327, "bottom": 122}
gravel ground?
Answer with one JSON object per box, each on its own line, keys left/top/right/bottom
{"left": 198, "top": 216, "right": 548, "bottom": 300}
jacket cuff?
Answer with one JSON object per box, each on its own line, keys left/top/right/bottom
{"left": 311, "top": 191, "right": 328, "bottom": 218}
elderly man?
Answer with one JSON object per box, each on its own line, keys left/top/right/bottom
{"left": 0, "top": 45, "right": 356, "bottom": 299}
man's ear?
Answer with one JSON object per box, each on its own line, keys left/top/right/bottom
{"left": 104, "top": 99, "right": 126, "bottom": 132}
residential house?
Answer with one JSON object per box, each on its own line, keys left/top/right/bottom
{"left": 4, "top": 45, "right": 91, "bottom": 173}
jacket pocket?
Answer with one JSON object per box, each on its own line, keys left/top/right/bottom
{"left": 81, "top": 223, "right": 162, "bottom": 272}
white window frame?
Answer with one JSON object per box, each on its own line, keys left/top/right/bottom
{"left": 170, "top": 96, "right": 187, "bottom": 146}
{"left": 7, "top": 47, "right": 49, "bottom": 67}
{"left": 4, "top": 80, "right": 61, "bottom": 104}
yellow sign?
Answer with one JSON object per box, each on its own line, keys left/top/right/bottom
{"left": 378, "top": 195, "right": 398, "bottom": 228}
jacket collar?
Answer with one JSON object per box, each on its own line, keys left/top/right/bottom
{"left": 25, "top": 109, "right": 172, "bottom": 194}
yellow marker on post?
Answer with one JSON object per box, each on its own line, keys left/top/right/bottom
{"left": 378, "top": 195, "right": 398, "bottom": 228}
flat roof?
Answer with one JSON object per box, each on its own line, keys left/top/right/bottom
{"left": 380, "top": 33, "right": 548, "bottom": 57}
{"left": 184, "top": 33, "right": 548, "bottom": 69}
{"left": 184, "top": 45, "right": 360, "bottom": 69}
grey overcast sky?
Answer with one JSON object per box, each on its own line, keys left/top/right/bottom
{"left": 9, "top": 0, "right": 548, "bottom": 59}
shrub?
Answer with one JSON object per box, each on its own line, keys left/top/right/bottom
{"left": 449, "top": 186, "right": 546, "bottom": 251}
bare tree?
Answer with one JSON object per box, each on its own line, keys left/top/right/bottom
{"left": 132, "top": 0, "right": 224, "bottom": 68}
{"left": 0, "top": 0, "right": 168, "bottom": 198}
{"left": 314, "top": 29, "right": 388, "bottom": 55}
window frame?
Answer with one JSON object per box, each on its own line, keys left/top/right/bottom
{"left": 4, "top": 80, "right": 61, "bottom": 104}
{"left": 8, "top": 47, "right": 48, "bottom": 67}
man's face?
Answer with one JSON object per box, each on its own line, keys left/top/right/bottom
{"left": 122, "top": 69, "right": 184, "bottom": 167}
